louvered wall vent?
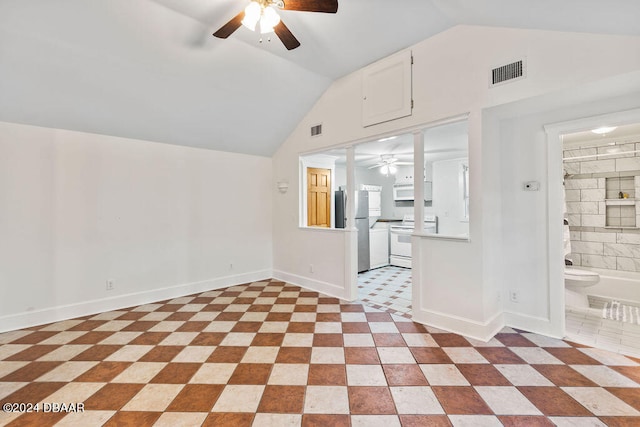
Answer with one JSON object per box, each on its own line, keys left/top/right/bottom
{"left": 310, "top": 124, "right": 322, "bottom": 137}
{"left": 490, "top": 59, "right": 526, "bottom": 86}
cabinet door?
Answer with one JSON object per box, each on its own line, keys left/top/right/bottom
{"left": 369, "top": 230, "right": 390, "bottom": 269}
{"left": 362, "top": 50, "right": 412, "bottom": 127}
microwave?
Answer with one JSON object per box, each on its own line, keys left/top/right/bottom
{"left": 393, "top": 182, "right": 432, "bottom": 201}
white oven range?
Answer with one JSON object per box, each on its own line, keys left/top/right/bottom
{"left": 389, "top": 214, "right": 437, "bottom": 268}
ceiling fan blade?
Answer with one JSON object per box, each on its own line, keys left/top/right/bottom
{"left": 274, "top": 20, "right": 301, "bottom": 50}
{"left": 213, "top": 11, "right": 244, "bottom": 38}
{"left": 283, "top": 0, "right": 338, "bottom": 13}
{"left": 367, "top": 163, "right": 384, "bottom": 169}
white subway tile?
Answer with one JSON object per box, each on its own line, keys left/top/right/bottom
{"left": 580, "top": 189, "right": 605, "bottom": 201}
{"left": 617, "top": 233, "right": 640, "bottom": 244}
{"left": 565, "top": 179, "right": 600, "bottom": 190}
{"left": 581, "top": 254, "right": 617, "bottom": 269}
{"left": 581, "top": 160, "right": 616, "bottom": 174}
{"left": 582, "top": 214, "right": 605, "bottom": 227}
{"left": 572, "top": 241, "right": 604, "bottom": 255}
{"left": 580, "top": 232, "right": 616, "bottom": 243}
{"left": 565, "top": 189, "right": 580, "bottom": 202}
{"left": 616, "top": 157, "right": 640, "bottom": 172}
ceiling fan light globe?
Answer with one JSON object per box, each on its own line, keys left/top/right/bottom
{"left": 380, "top": 165, "right": 389, "bottom": 175}
{"left": 242, "top": 1, "right": 261, "bottom": 31}
{"left": 260, "top": 6, "right": 281, "bottom": 33}
{"left": 388, "top": 164, "right": 398, "bottom": 174}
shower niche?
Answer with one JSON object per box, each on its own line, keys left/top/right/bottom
{"left": 605, "top": 176, "right": 639, "bottom": 228}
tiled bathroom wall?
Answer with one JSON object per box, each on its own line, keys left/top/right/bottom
{"left": 564, "top": 139, "right": 640, "bottom": 271}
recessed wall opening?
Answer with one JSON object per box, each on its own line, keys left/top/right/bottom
{"left": 299, "top": 118, "right": 469, "bottom": 318}
{"left": 561, "top": 121, "right": 640, "bottom": 357}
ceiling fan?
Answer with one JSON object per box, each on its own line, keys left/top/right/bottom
{"left": 368, "top": 154, "right": 413, "bottom": 175}
{"left": 212, "top": 0, "right": 338, "bottom": 50}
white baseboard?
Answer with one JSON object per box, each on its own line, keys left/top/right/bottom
{"left": 412, "top": 308, "right": 505, "bottom": 342}
{"left": 0, "top": 269, "right": 272, "bottom": 333}
{"left": 503, "top": 311, "right": 562, "bottom": 339}
{"left": 272, "top": 270, "right": 348, "bottom": 301}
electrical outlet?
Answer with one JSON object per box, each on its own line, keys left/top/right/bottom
{"left": 106, "top": 279, "right": 115, "bottom": 291}
{"left": 229, "top": 263, "right": 233, "bottom": 270}
{"left": 509, "top": 289, "right": 519, "bottom": 302}
{"left": 309, "top": 264, "right": 314, "bottom": 273}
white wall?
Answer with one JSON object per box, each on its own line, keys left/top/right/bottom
{"left": 272, "top": 25, "right": 640, "bottom": 340}
{"left": 432, "top": 158, "right": 469, "bottom": 236}
{"left": 0, "top": 121, "right": 273, "bottom": 332}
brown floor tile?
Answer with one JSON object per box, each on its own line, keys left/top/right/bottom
{"left": 302, "top": 414, "right": 350, "bottom": 427}
{"left": 0, "top": 382, "right": 65, "bottom": 405}
{"left": 190, "top": 332, "right": 227, "bottom": 346}
{"left": 517, "top": 386, "right": 593, "bottom": 416}
{"left": 266, "top": 312, "right": 292, "bottom": 321}
{"left": 533, "top": 365, "right": 598, "bottom": 387}
{"left": 165, "top": 312, "right": 196, "bottom": 321}
{"left": 252, "top": 333, "right": 285, "bottom": 346}
{"left": 139, "top": 345, "right": 182, "bottom": 362}
{"left": 498, "top": 415, "right": 555, "bottom": 426}
{"left": 612, "top": 366, "right": 640, "bottom": 383}
{"left": 373, "top": 333, "right": 406, "bottom": 347}
{"left": 151, "top": 362, "right": 201, "bottom": 383}
{"left": 103, "top": 411, "right": 161, "bottom": 427}
{"left": 476, "top": 347, "right": 526, "bottom": 364}
{"left": 234, "top": 297, "right": 256, "bottom": 305}
{"left": 5, "top": 345, "right": 60, "bottom": 361}
{"left": 348, "top": 386, "right": 396, "bottom": 414}
{"left": 395, "top": 323, "right": 428, "bottom": 333}
{"left": 71, "top": 345, "right": 123, "bottom": 361}
{"left": 276, "top": 298, "right": 297, "bottom": 304}
{"left": 121, "top": 321, "right": 158, "bottom": 332}
{"left": 606, "top": 387, "right": 640, "bottom": 411}
{"left": 294, "top": 305, "right": 316, "bottom": 313}
{"left": 190, "top": 297, "right": 214, "bottom": 304}
{"left": 115, "top": 311, "right": 148, "bottom": 321}
{"left": 247, "top": 305, "right": 272, "bottom": 312}
{"left": 399, "top": 415, "right": 452, "bottom": 427}
{"left": 457, "top": 364, "right": 512, "bottom": 386}
{"left": 74, "top": 361, "right": 132, "bottom": 382}
{"left": 231, "top": 322, "right": 263, "bottom": 332}
{"left": 216, "top": 313, "right": 244, "bottom": 321}
{"left": 432, "top": 386, "right": 493, "bottom": 415}
{"left": 366, "top": 312, "right": 394, "bottom": 322}
{"left": 382, "top": 364, "right": 429, "bottom": 386}
{"left": 409, "top": 347, "right": 453, "bottom": 364}
{"left": 129, "top": 332, "right": 170, "bottom": 345}
{"left": 318, "top": 297, "right": 341, "bottom": 304}
{"left": 8, "top": 411, "right": 67, "bottom": 427}
{"left": 176, "top": 321, "right": 209, "bottom": 332}
{"left": 69, "top": 320, "right": 108, "bottom": 331}
{"left": 84, "top": 383, "right": 145, "bottom": 410}
{"left": 599, "top": 416, "right": 640, "bottom": 427}
{"left": 316, "top": 313, "right": 342, "bottom": 322}
{"left": 276, "top": 347, "right": 312, "bottom": 364}
{"left": 228, "top": 363, "right": 272, "bottom": 384}
{"left": 494, "top": 333, "right": 537, "bottom": 347}
{"left": 257, "top": 385, "right": 305, "bottom": 413}
{"left": 207, "top": 346, "right": 247, "bottom": 363}
{"left": 156, "top": 304, "right": 184, "bottom": 312}
{"left": 308, "top": 364, "right": 346, "bottom": 385}
{"left": 345, "top": 347, "right": 381, "bottom": 364}
{"left": 166, "top": 384, "right": 224, "bottom": 411}
{"left": 313, "top": 334, "right": 344, "bottom": 347}
{"left": 0, "top": 361, "right": 63, "bottom": 382}
{"left": 431, "top": 333, "right": 472, "bottom": 347}
{"left": 220, "top": 291, "right": 241, "bottom": 297}
{"left": 342, "top": 322, "right": 371, "bottom": 333}
{"left": 340, "top": 304, "right": 365, "bottom": 312}
{"left": 298, "top": 290, "right": 316, "bottom": 296}
{"left": 287, "top": 322, "right": 316, "bottom": 333}
{"left": 204, "top": 304, "right": 231, "bottom": 312}
{"left": 9, "top": 332, "right": 58, "bottom": 345}
{"left": 543, "top": 348, "right": 602, "bottom": 365}
{"left": 68, "top": 331, "right": 114, "bottom": 344}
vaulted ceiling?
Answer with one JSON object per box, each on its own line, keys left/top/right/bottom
{"left": 1, "top": 0, "right": 639, "bottom": 156}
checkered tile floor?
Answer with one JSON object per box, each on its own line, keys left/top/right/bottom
{"left": 358, "top": 266, "right": 412, "bottom": 318}
{"left": 0, "top": 279, "right": 639, "bottom": 426}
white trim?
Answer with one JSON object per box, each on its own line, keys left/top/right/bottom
{"left": 0, "top": 269, "right": 272, "bottom": 334}
{"left": 412, "top": 308, "right": 505, "bottom": 342}
{"left": 272, "top": 270, "right": 349, "bottom": 301}
{"left": 503, "top": 311, "right": 563, "bottom": 339}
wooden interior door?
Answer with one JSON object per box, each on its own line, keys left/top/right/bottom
{"left": 307, "top": 167, "right": 332, "bottom": 227}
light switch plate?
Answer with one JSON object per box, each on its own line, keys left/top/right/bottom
{"left": 523, "top": 181, "right": 540, "bottom": 191}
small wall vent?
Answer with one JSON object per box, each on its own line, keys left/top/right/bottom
{"left": 490, "top": 59, "right": 526, "bottom": 86}
{"left": 310, "top": 124, "right": 322, "bottom": 137}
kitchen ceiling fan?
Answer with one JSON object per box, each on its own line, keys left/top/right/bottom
{"left": 213, "top": 0, "right": 338, "bottom": 50}
{"left": 368, "top": 154, "right": 413, "bottom": 176}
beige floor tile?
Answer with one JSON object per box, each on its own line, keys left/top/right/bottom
{"left": 212, "top": 385, "right": 265, "bottom": 412}
{"left": 448, "top": 415, "right": 503, "bottom": 426}
{"left": 99, "top": 332, "right": 143, "bottom": 345}
{"left": 351, "top": 415, "right": 402, "bottom": 427}
{"left": 0, "top": 345, "right": 31, "bottom": 360}
{"left": 310, "top": 347, "right": 345, "bottom": 364}
{"left": 55, "top": 411, "right": 115, "bottom": 426}
{"left": 159, "top": 332, "right": 199, "bottom": 346}
{"left": 314, "top": 322, "right": 342, "bottom": 334}
{"left": 420, "top": 364, "right": 469, "bottom": 386}
{"left": 510, "top": 347, "right": 563, "bottom": 365}
{"left": 571, "top": 365, "right": 640, "bottom": 387}
{"left": 494, "top": 364, "right": 554, "bottom": 386}
{"left": 148, "top": 321, "right": 184, "bottom": 332}
{"left": 390, "top": 386, "right": 444, "bottom": 414}
{"left": 443, "top": 348, "right": 489, "bottom": 364}
{"left": 346, "top": 364, "right": 387, "bottom": 386}
{"left": 37, "top": 345, "right": 92, "bottom": 361}
{"left": 282, "top": 333, "right": 314, "bottom": 347}
{"left": 172, "top": 346, "right": 216, "bottom": 363}
{"left": 36, "top": 361, "right": 98, "bottom": 382}
{"left": 153, "top": 412, "right": 208, "bottom": 427}
{"left": 112, "top": 362, "right": 166, "bottom": 383}
{"left": 341, "top": 313, "right": 368, "bottom": 322}
{"left": 189, "top": 363, "right": 236, "bottom": 384}
{"left": 401, "top": 333, "right": 438, "bottom": 347}
{"left": 0, "top": 382, "right": 28, "bottom": 400}
{"left": 44, "top": 381, "right": 105, "bottom": 403}
{"left": 377, "top": 347, "right": 415, "bottom": 364}
{"left": 241, "top": 346, "right": 279, "bottom": 363}
{"left": 268, "top": 363, "right": 309, "bottom": 385}
{"left": 219, "top": 332, "right": 256, "bottom": 346}
{"left": 105, "top": 345, "right": 153, "bottom": 362}
{"left": 562, "top": 387, "right": 640, "bottom": 416}
{"left": 202, "top": 321, "right": 236, "bottom": 333}
{"left": 252, "top": 413, "right": 302, "bottom": 426}
{"left": 304, "top": 386, "right": 349, "bottom": 414}
{"left": 39, "top": 331, "right": 87, "bottom": 345}
{"left": 475, "top": 386, "right": 542, "bottom": 415}
{"left": 121, "top": 383, "right": 184, "bottom": 411}
{"left": 369, "top": 322, "right": 400, "bottom": 333}
{"left": 548, "top": 416, "right": 608, "bottom": 426}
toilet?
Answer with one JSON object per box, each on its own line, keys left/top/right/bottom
{"left": 565, "top": 267, "right": 600, "bottom": 308}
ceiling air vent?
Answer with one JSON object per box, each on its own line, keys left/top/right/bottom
{"left": 310, "top": 124, "right": 322, "bottom": 137}
{"left": 490, "top": 59, "right": 526, "bottom": 87}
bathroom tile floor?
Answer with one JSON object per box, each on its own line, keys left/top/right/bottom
{"left": 0, "top": 279, "right": 639, "bottom": 426}
{"left": 358, "top": 266, "right": 412, "bottom": 318}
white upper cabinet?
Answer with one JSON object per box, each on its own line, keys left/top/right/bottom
{"left": 362, "top": 50, "right": 413, "bottom": 127}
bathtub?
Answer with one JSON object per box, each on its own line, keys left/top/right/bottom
{"left": 576, "top": 267, "right": 640, "bottom": 305}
